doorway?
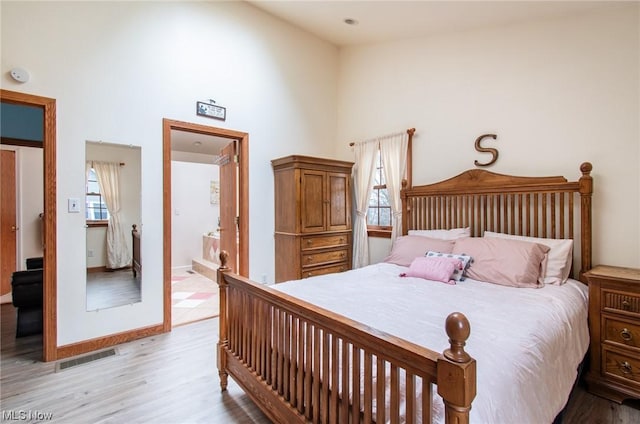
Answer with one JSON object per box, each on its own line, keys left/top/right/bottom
{"left": 0, "top": 89, "right": 56, "bottom": 361}
{"left": 162, "top": 119, "right": 249, "bottom": 331}
{"left": 1, "top": 150, "right": 17, "bottom": 300}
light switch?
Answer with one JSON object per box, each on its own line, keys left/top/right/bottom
{"left": 68, "top": 198, "right": 80, "bottom": 213}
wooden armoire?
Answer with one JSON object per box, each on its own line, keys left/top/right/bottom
{"left": 272, "top": 155, "right": 353, "bottom": 283}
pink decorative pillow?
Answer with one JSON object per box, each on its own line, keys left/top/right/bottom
{"left": 483, "top": 231, "right": 573, "bottom": 284}
{"left": 400, "top": 256, "right": 463, "bottom": 285}
{"left": 452, "top": 237, "right": 550, "bottom": 288}
{"left": 383, "top": 235, "right": 455, "bottom": 267}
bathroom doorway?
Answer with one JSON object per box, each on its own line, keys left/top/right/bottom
{"left": 162, "top": 119, "right": 248, "bottom": 330}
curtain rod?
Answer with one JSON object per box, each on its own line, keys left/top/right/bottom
{"left": 88, "top": 160, "right": 125, "bottom": 167}
{"left": 348, "top": 127, "right": 415, "bottom": 147}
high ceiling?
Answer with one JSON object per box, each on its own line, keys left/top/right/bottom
{"left": 246, "top": 1, "right": 615, "bottom": 47}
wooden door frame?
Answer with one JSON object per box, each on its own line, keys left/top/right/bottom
{"left": 1, "top": 150, "right": 17, "bottom": 296}
{"left": 1, "top": 89, "right": 57, "bottom": 361}
{"left": 162, "top": 118, "right": 249, "bottom": 332}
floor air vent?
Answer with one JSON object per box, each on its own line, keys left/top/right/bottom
{"left": 56, "top": 348, "right": 117, "bottom": 372}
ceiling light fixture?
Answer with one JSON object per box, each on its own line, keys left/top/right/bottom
{"left": 344, "top": 18, "right": 358, "bottom": 25}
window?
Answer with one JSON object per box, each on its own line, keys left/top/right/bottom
{"left": 367, "top": 151, "right": 391, "bottom": 230}
{"left": 86, "top": 168, "right": 110, "bottom": 224}
{"left": 366, "top": 141, "right": 412, "bottom": 238}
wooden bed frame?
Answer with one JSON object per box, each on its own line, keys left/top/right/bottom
{"left": 132, "top": 224, "right": 141, "bottom": 278}
{"left": 216, "top": 162, "right": 593, "bottom": 424}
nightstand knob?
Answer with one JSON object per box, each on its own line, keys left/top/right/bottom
{"left": 620, "top": 361, "right": 633, "bottom": 375}
{"left": 307, "top": 256, "right": 313, "bottom": 262}
{"left": 307, "top": 239, "right": 312, "bottom": 245}
{"left": 622, "top": 300, "right": 631, "bottom": 310}
{"left": 621, "top": 328, "right": 633, "bottom": 341}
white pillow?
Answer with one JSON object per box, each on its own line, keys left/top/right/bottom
{"left": 483, "top": 231, "right": 573, "bottom": 285}
{"left": 408, "top": 227, "right": 470, "bottom": 240}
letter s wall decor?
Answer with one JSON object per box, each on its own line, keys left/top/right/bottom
{"left": 474, "top": 134, "right": 499, "bottom": 167}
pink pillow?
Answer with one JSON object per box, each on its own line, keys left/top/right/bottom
{"left": 400, "top": 256, "right": 463, "bottom": 285}
{"left": 452, "top": 237, "right": 550, "bottom": 288}
{"left": 384, "top": 235, "right": 455, "bottom": 267}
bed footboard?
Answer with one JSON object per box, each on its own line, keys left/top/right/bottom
{"left": 216, "top": 251, "right": 476, "bottom": 424}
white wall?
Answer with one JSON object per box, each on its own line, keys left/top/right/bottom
{"left": 85, "top": 142, "right": 141, "bottom": 269}
{"left": 0, "top": 145, "right": 44, "bottom": 269}
{"left": 171, "top": 160, "right": 219, "bottom": 269}
{"left": 1, "top": 1, "right": 338, "bottom": 345}
{"left": 336, "top": 4, "right": 640, "bottom": 268}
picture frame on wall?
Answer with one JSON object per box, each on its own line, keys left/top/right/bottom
{"left": 197, "top": 101, "right": 226, "bottom": 121}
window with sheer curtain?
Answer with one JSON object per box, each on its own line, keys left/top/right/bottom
{"left": 86, "top": 167, "right": 110, "bottom": 224}
{"left": 366, "top": 145, "right": 412, "bottom": 238}
{"left": 367, "top": 150, "right": 391, "bottom": 230}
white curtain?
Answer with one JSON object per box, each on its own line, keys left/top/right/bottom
{"left": 91, "top": 161, "right": 131, "bottom": 269}
{"left": 352, "top": 142, "right": 378, "bottom": 268}
{"left": 380, "top": 133, "right": 409, "bottom": 244}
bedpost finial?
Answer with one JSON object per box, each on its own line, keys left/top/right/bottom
{"left": 444, "top": 312, "right": 471, "bottom": 363}
{"left": 580, "top": 162, "right": 592, "bottom": 176}
{"left": 219, "top": 250, "right": 229, "bottom": 271}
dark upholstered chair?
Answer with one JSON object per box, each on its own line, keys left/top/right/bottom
{"left": 11, "top": 257, "right": 43, "bottom": 337}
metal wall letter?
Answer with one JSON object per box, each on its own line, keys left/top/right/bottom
{"left": 474, "top": 134, "right": 498, "bottom": 167}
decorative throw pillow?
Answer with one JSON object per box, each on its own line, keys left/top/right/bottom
{"left": 408, "top": 227, "right": 471, "bottom": 240}
{"left": 400, "top": 256, "right": 463, "bottom": 285}
{"left": 383, "top": 236, "right": 455, "bottom": 267}
{"left": 425, "top": 251, "right": 473, "bottom": 282}
{"left": 483, "top": 231, "right": 573, "bottom": 285}
{"left": 452, "top": 237, "right": 550, "bottom": 288}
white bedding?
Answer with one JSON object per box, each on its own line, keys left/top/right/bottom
{"left": 273, "top": 262, "right": 589, "bottom": 424}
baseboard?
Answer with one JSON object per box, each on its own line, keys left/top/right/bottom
{"left": 54, "top": 323, "right": 165, "bottom": 361}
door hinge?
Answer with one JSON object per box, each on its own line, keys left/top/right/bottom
{"left": 234, "top": 154, "right": 239, "bottom": 164}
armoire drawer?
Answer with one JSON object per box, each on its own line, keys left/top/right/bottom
{"left": 302, "top": 263, "right": 349, "bottom": 279}
{"left": 302, "top": 249, "right": 349, "bottom": 267}
{"left": 302, "top": 234, "right": 349, "bottom": 250}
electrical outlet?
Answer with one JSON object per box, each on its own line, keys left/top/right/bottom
{"left": 261, "top": 274, "right": 267, "bottom": 284}
{"left": 87, "top": 250, "right": 94, "bottom": 258}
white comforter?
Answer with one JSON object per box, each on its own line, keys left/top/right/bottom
{"left": 273, "top": 262, "right": 589, "bottom": 424}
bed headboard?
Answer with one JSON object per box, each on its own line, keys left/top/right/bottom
{"left": 401, "top": 162, "right": 593, "bottom": 281}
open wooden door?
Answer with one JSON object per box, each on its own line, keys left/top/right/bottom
{"left": 219, "top": 140, "right": 237, "bottom": 272}
{"left": 1, "top": 149, "right": 17, "bottom": 296}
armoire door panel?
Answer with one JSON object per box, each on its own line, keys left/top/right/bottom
{"left": 301, "top": 170, "right": 325, "bottom": 233}
{"left": 327, "top": 172, "right": 350, "bottom": 231}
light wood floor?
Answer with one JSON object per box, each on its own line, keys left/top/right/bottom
{"left": 1, "top": 303, "right": 638, "bottom": 423}
{"left": 86, "top": 268, "right": 141, "bottom": 311}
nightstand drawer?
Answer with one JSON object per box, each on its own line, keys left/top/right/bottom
{"left": 603, "top": 289, "right": 640, "bottom": 317}
{"left": 302, "top": 263, "right": 348, "bottom": 279}
{"left": 604, "top": 317, "right": 640, "bottom": 349}
{"left": 302, "top": 234, "right": 349, "bottom": 250}
{"left": 603, "top": 348, "right": 640, "bottom": 386}
{"left": 303, "top": 249, "right": 349, "bottom": 267}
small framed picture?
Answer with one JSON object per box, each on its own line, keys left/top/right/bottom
{"left": 196, "top": 101, "right": 226, "bottom": 121}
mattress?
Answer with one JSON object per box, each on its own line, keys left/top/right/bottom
{"left": 273, "top": 262, "right": 589, "bottom": 424}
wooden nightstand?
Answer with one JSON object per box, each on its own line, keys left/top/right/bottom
{"left": 584, "top": 265, "right": 640, "bottom": 403}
